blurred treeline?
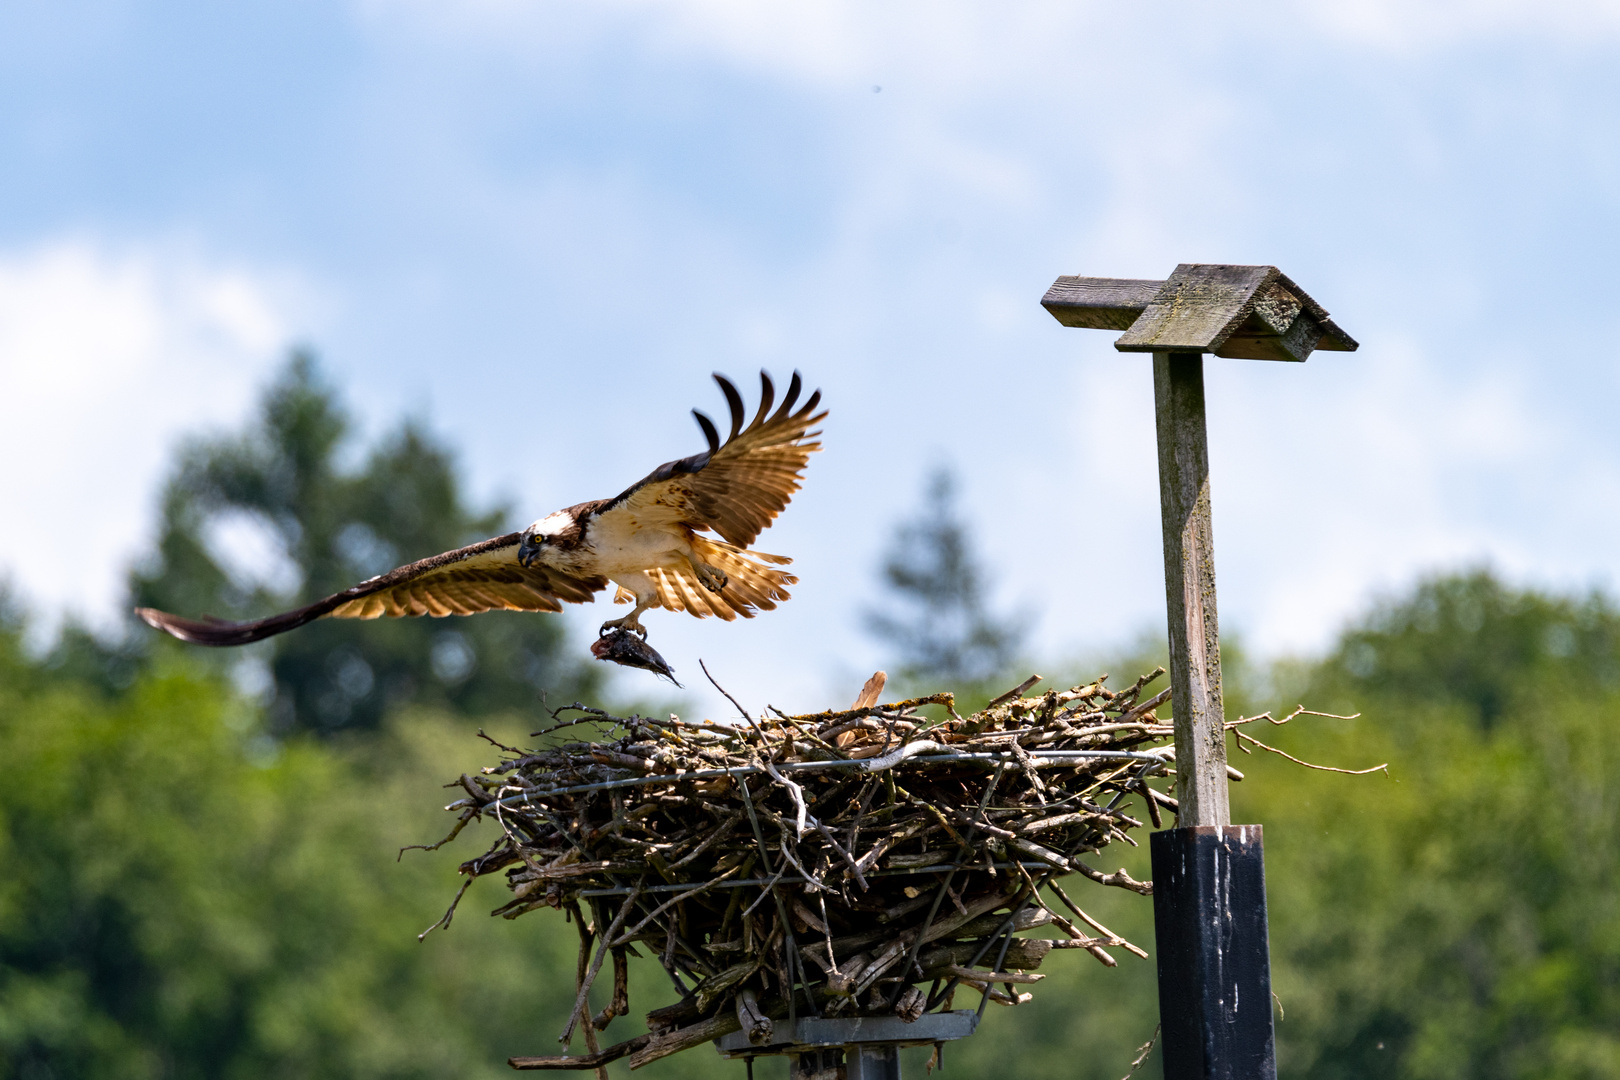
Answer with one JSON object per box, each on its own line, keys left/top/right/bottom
{"left": 5, "top": 360, "right": 1620, "bottom": 1079}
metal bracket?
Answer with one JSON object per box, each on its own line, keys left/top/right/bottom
{"left": 715, "top": 1011, "right": 980, "bottom": 1080}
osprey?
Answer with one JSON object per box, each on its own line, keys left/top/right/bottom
{"left": 137, "top": 371, "right": 825, "bottom": 648}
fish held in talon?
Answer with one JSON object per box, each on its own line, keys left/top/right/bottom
{"left": 134, "top": 371, "right": 826, "bottom": 678}
{"left": 591, "top": 629, "right": 681, "bottom": 686}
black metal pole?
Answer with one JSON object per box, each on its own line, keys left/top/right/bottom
{"left": 1150, "top": 827, "right": 1275, "bottom": 1078}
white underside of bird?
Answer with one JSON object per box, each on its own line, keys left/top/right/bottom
{"left": 538, "top": 508, "right": 722, "bottom": 634}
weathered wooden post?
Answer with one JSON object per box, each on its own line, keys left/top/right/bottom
{"left": 1041, "top": 265, "right": 1357, "bottom": 1079}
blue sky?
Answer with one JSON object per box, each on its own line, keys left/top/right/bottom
{"left": 4, "top": 0, "right": 1620, "bottom": 715}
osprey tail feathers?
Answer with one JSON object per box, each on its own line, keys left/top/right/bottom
{"left": 645, "top": 537, "right": 797, "bottom": 621}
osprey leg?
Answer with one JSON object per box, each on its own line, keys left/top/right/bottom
{"left": 686, "top": 555, "right": 729, "bottom": 594}
{"left": 601, "top": 601, "right": 653, "bottom": 638}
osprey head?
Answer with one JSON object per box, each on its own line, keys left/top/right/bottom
{"left": 516, "top": 530, "right": 545, "bottom": 568}
{"left": 517, "top": 510, "right": 575, "bottom": 568}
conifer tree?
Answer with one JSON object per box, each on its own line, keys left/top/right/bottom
{"left": 131, "top": 352, "right": 600, "bottom": 734}
{"left": 865, "top": 467, "right": 1022, "bottom": 687}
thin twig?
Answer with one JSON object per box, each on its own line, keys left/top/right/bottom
{"left": 562, "top": 884, "right": 642, "bottom": 1044}
{"left": 1232, "top": 728, "right": 1389, "bottom": 776}
{"left": 1118, "top": 1025, "right": 1159, "bottom": 1080}
{"left": 416, "top": 877, "right": 472, "bottom": 941}
{"left": 701, "top": 660, "right": 767, "bottom": 742}
{"left": 612, "top": 867, "right": 743, "bottom": 946}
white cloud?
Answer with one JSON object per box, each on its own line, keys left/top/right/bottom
{"left": 354, "top": 0, "right": 1064, "bottom": 89}
{"left": 1301, "top": 0, "right": 1620, "bottom": 51}
{"left": 1201, "top": 333, "right": 1620, "bottom": 658}
{"left": 0, "top": 237, "right": 306, "bottom": 633}
{"left": 354, "top": 0, "right": 1620, "bottom": 97}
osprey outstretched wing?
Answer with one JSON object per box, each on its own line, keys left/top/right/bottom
{"left": 137, "top": 371, "right": 825, "bottom": 650}
{"left": 137, "top": 533, "right": 608, "bottom": 647}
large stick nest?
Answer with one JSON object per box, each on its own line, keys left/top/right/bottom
{"left": 426, "top": 669, "right": 1192, "bottom": 1071}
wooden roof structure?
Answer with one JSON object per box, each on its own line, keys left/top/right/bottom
{"left": 1041, "top": 263, "right": 1358, "bottom": 363}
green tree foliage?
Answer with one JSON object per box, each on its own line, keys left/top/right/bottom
{"left": 1248, "top": 571, "right": 1620, "bottom": 1079}
{"left": 0, "top": 610, "right": 739, "bottom": 1080}
{"left": 1330, "top": 570, "right": 1620, "bottom": 729}
{"left": 130, "top": 353, "right": 601, "bottom": 735}
{"left": 864, "top": 468, "right": 1023, "bottom": 691}
{"left": 0, "top": 617, "right": 577, "bottom": 1078}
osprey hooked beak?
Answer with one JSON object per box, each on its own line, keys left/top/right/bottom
{"left": 517, "top": 531, "right": 544, "bottom": 568}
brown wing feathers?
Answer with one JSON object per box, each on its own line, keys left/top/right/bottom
{"left": 137, "top": 533, "right": 607, "bottom": 647}
{"left": 672, "top": 371, "right": 825, "bottom": 548}
{"left": 137, "top": 596, "right": 344, "bottom": 648}
{"left": 609, "top": 370, "right": 823, "bottom": 549}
